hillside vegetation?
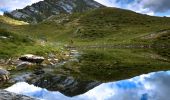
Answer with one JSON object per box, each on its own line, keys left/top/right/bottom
{"left": 0, "top": 16, "right": 63, "bottom": 58}
{"left": 0, "top": 8, "right": 170, "bottom": 56}
{"left": 2, "top": 8, "right": 170, "bottom": 45}
{"left": 0, "top": 16, "right": 28, "bottom": 25}
{"left": 0, "top": 7, "right": 170, "bottom": 82}
{"left": 0, "top": 7, "right": 170, "bottom": 58}
{"left": 153, "top": 31, "right": 170, "bottom": 59}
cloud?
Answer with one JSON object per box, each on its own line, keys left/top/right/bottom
{"left": 141, "top": 0, "right": 170, "bottom": 12}
{"left": 6, "top": 71, "right": 170, "bottom": 100}
{"left": 126, "top": 0, "right": 155, "bottom": 15}
{"left": 94, "top": 0, "right": 120, "bottom": 7}
{"left": 0, "top": 0, "right": 43, "bottom": 12}
{"left": 94, "top": 0, "right": 155, "bottom": 15}
{"left": 0, "top": 11, "right": 3, "bottom": 15}
{"left": 95, "top": 0, "right": 170, "bottom": 16}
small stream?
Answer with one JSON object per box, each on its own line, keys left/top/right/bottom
{"left": 9, "top": 49, "right": 80, "bottom": 82}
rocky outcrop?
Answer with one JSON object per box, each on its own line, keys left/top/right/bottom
{"left": 4, "top": 0, "right": 104, "bottom": 23}
{"left": 0, "top": 90, "right": 37, "bottom": 100}
{"left": 34, "top": 74, "right": 101, "bottom": 96}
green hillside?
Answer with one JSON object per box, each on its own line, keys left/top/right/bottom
{"left": 0, "top": 8, "right": 170, "bottom": 57}
{"left": 2, "top": 8, "right": 170, "bottom": 44}
{"left": 0, "top": 16, "right": 63, "bottom": 58}
{"left": 1, "top": 7, "right": 170, "bottom": 57}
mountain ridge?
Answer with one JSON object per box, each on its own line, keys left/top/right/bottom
{"left": 4, "top": 0, "right": 104, "bottom": 23}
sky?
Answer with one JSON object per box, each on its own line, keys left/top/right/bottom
{"left": 0, "top": 0, "right": 170, "bottom": 16}
{"left": 6, "top": 70, "right": 170, "bottom": 100}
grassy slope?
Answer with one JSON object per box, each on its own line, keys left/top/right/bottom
{"left": 0, "top": 16, "right": 64, "bottom": 58}
{"left": 2, "top": 8, "right": 170, "bottom": 45}
{"left": 1, "top": 7, "right": 170, "bottom": 58}
{"left": 0, "top": 15, "right": 28, "bottom": 25}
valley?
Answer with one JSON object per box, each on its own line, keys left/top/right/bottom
{"left": 0, "top": 1, "right": 170, "bottom": 99}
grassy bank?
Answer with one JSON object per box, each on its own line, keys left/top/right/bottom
{"left": 57, "top": 48, "right": 170, "bottom": 81}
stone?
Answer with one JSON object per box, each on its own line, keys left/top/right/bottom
{"left": 19, "top": 54, "right": 45, "bottom": 64}
{"left": 0, "top": 69, "right": 10, "bottom": 81}
{"left": 16, "top": 62, "right": 33, "bottom": 70}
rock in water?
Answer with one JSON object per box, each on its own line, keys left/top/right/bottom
{"left": 0, "top": 69, "right": 10, "bottom": 81}
{"left": 16, "top": 62, "right": 33, "bottom": 70}
{"left": 0, "top": 89, "right": 37, "bottom": 100}
{"left": 19, "top": 54, "right": 45, "bottom": 64}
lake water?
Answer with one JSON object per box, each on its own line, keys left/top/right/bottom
{"left": 4, "top": 48, "right": 170, "bottom": 100}
{"left": 6, "top": 70, "right": 170, "bottom": 100}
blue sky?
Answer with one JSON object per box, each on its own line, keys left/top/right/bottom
{"left": 0, "top": 0, "right": 170, "bottom": 16}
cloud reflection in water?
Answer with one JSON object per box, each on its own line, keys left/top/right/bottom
{"left": 6, "top": 71, "right": 170, "bottom": 100}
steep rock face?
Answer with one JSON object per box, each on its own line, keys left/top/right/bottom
{"left": 4, "top": 0, "right": 104, "bottom": 23}
{"left": 0, "top": 90, "right": 37, "bottom": 100}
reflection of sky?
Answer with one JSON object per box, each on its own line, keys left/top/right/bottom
{"left": 6, "top": 71, "right": 170, "bottom": 100}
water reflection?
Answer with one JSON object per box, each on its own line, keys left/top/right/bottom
{"left": 6, "top": 70, "right": 170, "bottom": 100}
{"left": 71, "top": 48, "right": 170, "bottom": 81}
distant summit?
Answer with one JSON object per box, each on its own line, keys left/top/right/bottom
{"left": 4, "top": 0, "right": 104, "bottom": 23}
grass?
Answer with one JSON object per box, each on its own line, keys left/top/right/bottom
{"left": 59, "top": 49, "right": 170, "bottom": 81}
{"left": 0, "top": 28, "right": 65, "bottom": 59}
{"left": 152, "top": 32, "right": 170, "bottom": 59}
{"left": 0, "top": 15, "right": 28, "bottom": 25}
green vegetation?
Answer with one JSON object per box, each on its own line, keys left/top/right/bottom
{"left": 0, "top": 15, "right": 28, "bottom": 25}
{"left": 0, "top": 28, "right": 64, "bottom": 58}
{"left": 1, "top": 8, "right": 170, "bottom": 45}
{"left": 0, "top": 7, "right": 170, "bottom": 82}
{"left": 60, "top": 49, "right": 170, "bottom": 81}
{"left": 0, "top": 29, "right": 32, "bottom": 58}
{"left": 153, "top": 31, "right": 170, "bottom": 59}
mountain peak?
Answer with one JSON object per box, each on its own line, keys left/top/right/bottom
{"left": 4, "top": 0, "right": 104, "bottom": 23}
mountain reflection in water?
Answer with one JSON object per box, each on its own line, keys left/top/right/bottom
{"left": 6, "top": 70, "right": 170, "bottom": 100}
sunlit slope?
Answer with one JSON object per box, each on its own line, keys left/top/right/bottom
{"left": 0, "top": 16, "right": 60, "bottom": 58}
{"left": 0, "top": 15, "right": 28, "bottom": 25}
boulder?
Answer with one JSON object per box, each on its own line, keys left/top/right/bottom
{"left": 0, "top": 68, "right": 10, "bottom": 81}
{"left": 19, "top": 54, "right": 44, "bottom": 64}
